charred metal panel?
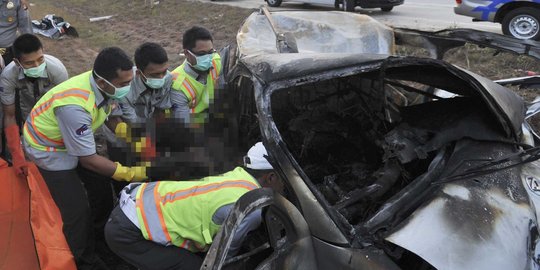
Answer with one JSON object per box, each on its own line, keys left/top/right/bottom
{"left": 311, "top": 237, "right": 401, "bottom": 270}
{"left": 386, "top": 140, "right": 535, "bottom": 270}
{"left": 395, "top": 28, "right": 540, "bottom": 61}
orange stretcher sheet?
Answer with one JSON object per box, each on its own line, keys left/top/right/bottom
{"left": 0, "top": 159, "right": 76, "bottom": 270}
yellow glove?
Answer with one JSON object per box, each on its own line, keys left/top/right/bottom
{"left": 112, "top": 162, "right": 148, "bottom": 182}
{"left": 133, "top": 137, "right": 147, "bottom": 153}
{"left": 115, "top": 122, "right": 132, "bottom": 143}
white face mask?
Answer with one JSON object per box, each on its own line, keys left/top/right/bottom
{"left": 21, "top": 62, "right": 47, "bottom": 78}
{"left": 94, "top": 71, "right": 131, "bottom": 100}
{"left": 140, "top": 70, "right": 170, "bottom": 89}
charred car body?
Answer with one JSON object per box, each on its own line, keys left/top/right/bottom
{"left": 195, "top": 10, "right": 540, "bottom": 270}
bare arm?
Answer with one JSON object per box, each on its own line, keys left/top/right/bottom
{"left": 105, "top": 116, "right": 123, "bottom": 133}
{"left": 79, "top": 154, "right": 117, "bottom": 177}
{"left": 3, "top": 103, "right": 17, "bottom": 127}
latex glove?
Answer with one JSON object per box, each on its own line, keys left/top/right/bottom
{"left": 5, "top": 124, "right": 28, "bottom": 176}
{"left": 114, "top": 122, "right": 132, "bottom": 143}
{"left": 133, "top": 136, "right": 157, "bottom": 160}
{"left": 111, "top": 162, "right": 147, "bottom": 182}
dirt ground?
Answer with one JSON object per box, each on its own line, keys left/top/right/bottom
{"left": 32, "top": 0, "right": 254, "bottom": 75}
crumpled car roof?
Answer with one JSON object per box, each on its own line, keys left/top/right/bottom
{"left": 238, "top": 53, "right": 525, "bottom": 140}
{"left": 236, "top": 11, "right": 395, "bottom": 57}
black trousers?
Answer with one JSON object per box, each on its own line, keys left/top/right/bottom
{"left": 39, "top": 166, "right": 114, "bottom": 270}
{"left": 105, "top": 206, "right": 203, "bottom": 270}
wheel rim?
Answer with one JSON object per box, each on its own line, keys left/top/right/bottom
{"left": 268, "top": 0, "right": 276, "bottom": 4}
{"left": 509, "top": 14, "right": 539, "bottom": 39}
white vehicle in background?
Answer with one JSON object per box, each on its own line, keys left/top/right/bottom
{"left": 265, "top": 0, "right": 404, "bottom": 12}
{"left": 454, "top": 0, "right": 540, "bottom": 40}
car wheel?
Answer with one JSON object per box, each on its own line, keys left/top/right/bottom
{"left": 381, "top": 6, "right": 393, "bottom": 12}
{"left": 343, "top": 0, "right": 354, "bottom": 12}
{"left": 267, "top": 0, "right": 282, "bottom": 7}
{"left": 502, "top": 7, "right": 540, "bottom": 40}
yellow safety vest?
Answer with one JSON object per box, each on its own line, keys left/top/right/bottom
{"left": 170, "top": 53, "right": 221, "bottom": 114}
{"left": 135, "top": 167, "right": 260, "bottom": 252}
{"left": 23, "top": 71, "right": 110, "bottom": 152}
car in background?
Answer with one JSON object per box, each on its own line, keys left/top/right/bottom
{"left": 454, "top": 0, "right": 540, "bottom": 40}
{"left": 266, "top": 0, "right": 403, "bottom": 12}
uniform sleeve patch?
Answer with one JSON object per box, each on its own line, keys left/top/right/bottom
{"left": 76, "top": 124, "right": 89, "bottom": 136}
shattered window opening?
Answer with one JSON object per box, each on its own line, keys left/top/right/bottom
{"left": 268, "top": 71, "right": 503, "bottom": 229}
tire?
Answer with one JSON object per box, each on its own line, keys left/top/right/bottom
{"left": 381, "top": 6, "right": 393, "bottom": 12}
{"left": 343, "top": 0, "right": 354, "bottom": 12}
{"left": 501, "top": 7, "right": 540, "bottom": 40}
{"left": 267, "top": 0, "right": 282, "bottom": 7}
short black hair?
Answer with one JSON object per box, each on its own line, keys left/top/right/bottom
{"left": 93, "top": 47, "right": 133, "bottom": 81}
{"left": 12, "top": 34, "right": 43, "bottom": 59}
{"left": 182, "top": 26, "right": 213, "bottom": 51}
{"left": 243, "top": 167, "right": 274, "bottom": 180}
{"left": 134, "top": 42, "right": 168, "bottom": 71}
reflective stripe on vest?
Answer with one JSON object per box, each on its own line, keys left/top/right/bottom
{"left": 23, "top": 71, "right": 110, "bottom": 152}
{"left": 135, "top": 168, "right": 259, "bottom": 250}
{"left": 171, "top": 54, "right": 221, "bottom": 114}
{"left": 24, "top": 89, "right": 91, "bottom": 151}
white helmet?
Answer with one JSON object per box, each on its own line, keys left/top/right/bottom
{"left": 244, "top": 142, "right": 273, "bottom": 170}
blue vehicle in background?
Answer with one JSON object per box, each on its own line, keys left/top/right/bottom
{"left": 455, "top": 0, "right": 540, "bottom": 40}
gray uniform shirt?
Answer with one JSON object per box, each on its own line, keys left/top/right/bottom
{"left": 24, "top": 76, "right": 116, "bottom": 171}
{"left": 170, "top": 63, "right": 209, "bottom": 121}
{"left": 117, "top": 69, "right": 172, "bottom": 123}
{"left": 0, "top": 54, "right": 68, "bottom": 121}
{"left": 0, "top": 0, "right": 31, "bottom": 48}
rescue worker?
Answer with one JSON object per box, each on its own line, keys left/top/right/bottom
{"left": 0, "top": 0, "right": 31, "bottom": 65}
{"left": 170, "top": 26, "right": 221, "bottom": 121}
{"left": 22, "top": 47, "right": 149, "bottom": 269}
{"left": 104, "top": 142, "right": 284, "bottom": 270}
{"left": 118, "top": 42, "right": 172, "bottom": 122}
{"left": 1, "top": 34, "right": 68, "bottom": 172}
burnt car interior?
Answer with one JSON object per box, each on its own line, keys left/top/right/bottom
{"left": 217, "top": 57, "right": 531, "bottom": 269}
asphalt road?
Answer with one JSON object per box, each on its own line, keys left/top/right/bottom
{"left": 201, "top": 0, "right": 502, "bottom": 33}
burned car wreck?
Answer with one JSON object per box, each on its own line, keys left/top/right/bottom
{"left": 195, "top": 10, "right": 540, "bottom": 270}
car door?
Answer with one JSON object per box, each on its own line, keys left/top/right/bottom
{"left": 200, "top": 188, "right": 318, "bottom": 270}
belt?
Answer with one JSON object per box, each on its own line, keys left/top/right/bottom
{"left": 119, "top": 183, "right": 142, "bottom": 229}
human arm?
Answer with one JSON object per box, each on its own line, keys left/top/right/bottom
{"left": 170, "top": 90, "right": 191, "bottom": 123}
{"left": 17, "top": 1, "right": 32, "bottom": 34}
{"left": 21, "top": 0, "right": 29, "bottom": 10}
{"left": 105, "top": 115, "right": 123, "bottom": 133}
{"left": 1, "top": 75, "right": 27, "bottom": 176}
{"left": 55, "top": 105, "right": 147, "bottom": 181}
{"left": 118, "top": 99, "right": 139, "bottom": 123}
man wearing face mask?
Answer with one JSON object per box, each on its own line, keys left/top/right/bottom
{"left": 22, "top": 47, "right": 148, "bottom": 270}
{"left": 118, "top": 42, "right": 172, "bottom": 123}
{"left": 0, "top": 33, "right": 68, "bottom": 175}
{"left": 170, "top": 26, "right": 221, "bottom": 122}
